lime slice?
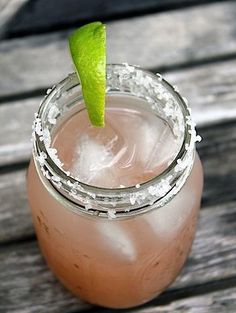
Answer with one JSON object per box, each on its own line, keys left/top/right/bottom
{"left": 69, "top": 22, "right": 106, "bottom": 127}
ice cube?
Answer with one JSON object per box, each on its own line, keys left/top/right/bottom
{"left": 69, "top": 134, "right": 115, "bottom": 187}
{"left": 139, "top": 119, "right": 181, "bottom": 174}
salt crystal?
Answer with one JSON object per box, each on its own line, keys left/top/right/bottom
{"left": 34, "top": 118, "right": 43, "bottom": 136}
{"left": 90, "top": 193, "right": 96, "bottom": 199}
{"left": 195, "top": 135, "right": 202, "bottom": 142}
{"left": 69, "top": 189, "right": 77, "bottom": 195}
{"left": 163, "top": 103, "right": 174, "bottom": 117}
{"left": 108, "top": 209, "right": 116, "bottom": 219}
{"left": 186, "top": 119, "right": 196, "bottom": 127}
{"left": 130, "top": 195, "right": 137, "bottom": 205}
{"left": 48, "top": 147, "right": 64, "bottom": 167}
{"left": 157, "top": 93, "right": 163, "bottom": 100}
{"left": 55, "top": 181, "right": 62, "bottom": 189}
{"left": 48, "top": 106, "right": 60, "bottom": 125}
{"left": 156, "top": 73, "right": 163, "bottom": 81}
{"left": 136, "top": 70, "right": 143, "bottom": 85}
{"left": 36, "top": 152, "right": 47, "bottom": 166}
{"left": 188, "top": 128, "right": 196, "bottom": 136}
{"left": 40, "top": 167, "right": 50, "bottom": 179}
{"left": 175, "top": 158, "right": 189, "bottom": 172}
{"left": 123, "top": 63, "right": 135, "bottom": 72}
{"left": 173, "top": 85, "right": 179, "bottom": 93}
{"left": 42, "top": 128, "right": 51, "bottom": 147}
{"left": 160, "top": 179, "right": 171, "bottom": 193}
{"left": 185, "top": 143, "right": 190, "bottom": 151}
{"left": 67, "top": 180, "right": 74, "bottom": 187}
{"left": 143, "top": 76, "right": 152, "bottom": 88}
{"left": 51, "top": 175, "right": 61, "bottom": 182}
{"left": 148, "top": 186, "right": 157, "bottom": 196}
{"left": 85, "top": 202, "right": 92, "bottom": 211}
{"left": 149, "top": 199, "right": 156, "bottom": 206}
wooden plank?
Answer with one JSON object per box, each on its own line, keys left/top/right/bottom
{"left": 165, "top": 60, "right": 236, "bottom": 127}
{"left": 0, "top": 241, "right": 89, "bottom": 313}
{"left": 4, "top": 0, "right": 219, "bottom": 38}
{"left": 150, "top": 287, "right": 236, "bottom": 313}
{"left": 0, "top": 0, "right": 28, "bottom": 38}
{"left": 1, "top": 1, "right": 236, "bottom": 97}
{"left": 173, "top": 202, "right": 236, "bottom": 289}
{"left": 0, "top": 168, "right": 33, "bottom": 243}
{"left": 198, "top": 121, "right": 236, "bottom": 207}
{"left": 1, "top": 57, "right": 236, "bottom": 167}
{"left": 0, "top": 119, "right": 235, "bottom": 243}
{"left": 0, "top": 201, "right": 236, "bottom": 312}
{"left": 93, "top": 286, "right": 236, "bottom": 312}
{"left": 0, "top": 96, "right": 39, "bottom": 166}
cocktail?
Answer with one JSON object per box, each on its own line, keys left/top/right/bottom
{"left": 27, "top": 23, "right": 203, "bottom": 308}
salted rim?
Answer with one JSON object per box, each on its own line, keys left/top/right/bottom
{"left": 32, "top": 64, "right": 201, "bottom": 219}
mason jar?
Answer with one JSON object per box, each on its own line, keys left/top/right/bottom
{"left": 27, "top": 64, "right": 203, "bottom": 309}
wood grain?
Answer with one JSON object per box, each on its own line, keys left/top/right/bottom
{"left": 0, "top": 241, "right": 89, "bottom": 313}
{"left": 0, "top": 201, "right": 235, "bottom": 313}
{"left": 0, "top": 169, "right": 33, "bottom": 243}
{"left": 198, "top": 121, "right": 236, "bottom": 207}
{"left": 0, "top": 0, "right": 28, "bottom": 38}
{"left": 0, "top": 2, "right": 235, "bottom": 312}
{"left": 150, "top": 287, "right": 236, "bottom": 313}
{"left": 0, "top": 119, "right": 235, "bottom": 244}
{"left": 1, "top": 2, "right": 236, "bottom": 97}
{"left": 89, "top": 286, "right": 236, "bottom": 313}
{"left": 1, "top": 57, "right": 236, "bottom": 167}
{"left": 4, "top": 0, "right": 219, "bottom": 38}
{"left": 0, "top": 96, "right": 39, "bottom": 166}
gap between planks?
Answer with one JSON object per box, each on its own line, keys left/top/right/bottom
{"left": 1, "top": 56, "right": 236, "bottom": 167}
{"left": 0, "top": 118, "right": 235, "bottom": 243}
{"left": 75, "top": 284, "right": 236, "bottom": 313}
{"left": 1, "top": 1, "right": 236, "bottom": 97}
{"left": 3, "top": 0, "right": 225, "bottom": 39}
{"left": 70, "top": 282, "right": 236, "bottom": 313}
{"left": 0, "top": 0, "right": 29, "bottom": 39}
{"left": 0, "top": 200, "right": 236, "bottom": 313}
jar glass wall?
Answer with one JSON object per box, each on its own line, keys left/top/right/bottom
{"left": 27, "top": 64, "right": 203, "bottom": 308}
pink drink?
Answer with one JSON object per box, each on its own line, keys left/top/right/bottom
{"left": 27, "top": 65, "right": 203, "bottom": 308}
{"left": 52, "top": 95, "right": 181, "bottom": 188}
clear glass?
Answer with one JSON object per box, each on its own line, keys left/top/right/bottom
{"left": 27, "top": 64, "right": 203, "bottom": 308}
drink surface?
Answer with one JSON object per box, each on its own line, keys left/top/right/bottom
{"left": 52, "top": 94, "right": 181, "bottom": 188}
{"left": 27, "top": 92, "right": 203, "bottom": 308}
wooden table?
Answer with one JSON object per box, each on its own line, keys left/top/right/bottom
{"left": 0, "top": 0, "right": 236, "bottom": 312}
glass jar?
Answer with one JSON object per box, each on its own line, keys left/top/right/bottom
{"left": 27, "top": 64, "right": 203, "bottom": 309}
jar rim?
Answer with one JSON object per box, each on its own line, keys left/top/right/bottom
{"left": 32, "top": 63, "right": 200, "bottom": 219}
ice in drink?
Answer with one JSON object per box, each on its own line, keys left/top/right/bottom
{"left": 52, "top": 95, "right": 181, "bottom": 188}
{"left": 27, "top": 65, "right": 203, "bottom": 308}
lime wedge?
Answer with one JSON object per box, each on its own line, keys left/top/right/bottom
{"left": 69, "top": 22, "right": 106, "bottom": 127}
